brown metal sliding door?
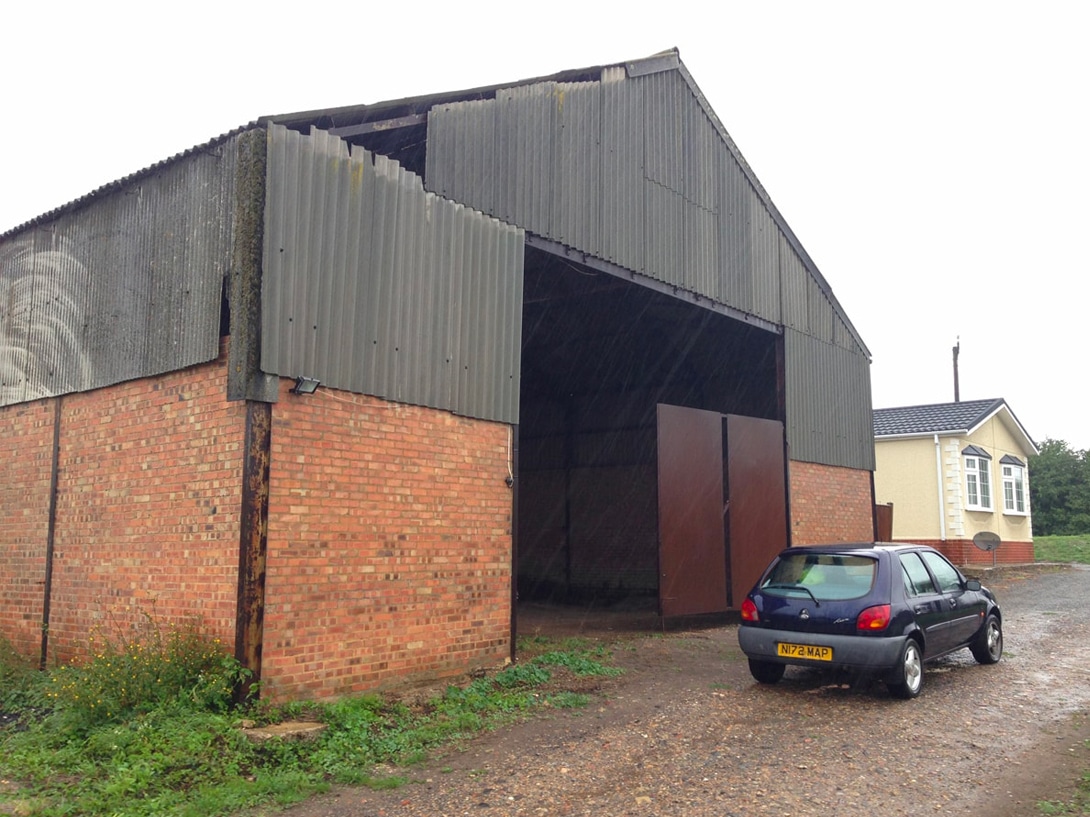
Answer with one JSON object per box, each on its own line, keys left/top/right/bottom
{"left": 725, "top": 414, "right": 787, "bottom": 607}
{"left": 656, "top": 404, "right": 728, "bottom": 616}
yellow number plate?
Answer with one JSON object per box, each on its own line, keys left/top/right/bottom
{"left": 777, "top": 642, "right": 833, "bottom": 661}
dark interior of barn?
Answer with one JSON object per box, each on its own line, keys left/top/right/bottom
{"left": 515, "top": 245, "right": 780, "bottom": 619}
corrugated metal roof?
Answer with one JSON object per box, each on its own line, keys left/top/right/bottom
{"left": 264, "top": 49, "right": 867, "bottom": 361}
{"left": 2, "top": 48, "right": 877, "bottom": 474}
{"left": 261, "top": 124, "right": 524, "bottom": 424}
{"left": 422, "top": 53, "right": 865, "bottom": 361}
{"left": 424, "top": 51, "right": 875, "bottom": 469}
{"left": 1, "top": 140, "right": 236, "bottom": 405}
{"left": 0, "top": 126, "right": 255, "bottom": 242}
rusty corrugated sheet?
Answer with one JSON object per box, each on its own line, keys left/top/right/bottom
{"left": 261, "top": 124, "right": 524, "bottom": 424}
{"left": 0, "top": 141, "right": 236, "bottom": 406}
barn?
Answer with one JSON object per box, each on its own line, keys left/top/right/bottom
{"left": 0, "top": 49, "right": 875, "bottom": 700}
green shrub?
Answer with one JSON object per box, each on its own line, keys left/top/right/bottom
{"left": 42, "top": 614, "right": 248, "bottom": 735}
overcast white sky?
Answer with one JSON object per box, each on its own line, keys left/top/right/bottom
{"left": 3, "top": 1, "right": 1087, "bottom": 449}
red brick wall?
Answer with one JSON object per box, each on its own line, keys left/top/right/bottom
{"left": 0, "top": 402, "right": 55, "bottom": 656}
{"left": 262, "top": 384, "right": 513, "bottom": 701}
{"left": 48, "top": 359, "right": 246, "bottom": 662}
{"left": 789, "top": 461, "right": 875, "bottom": 545}
{"left": 3, "top": 356, "right": 514, "bottom": 699}
{"left": 0, "top": 351, "right": 245, "bottom": 665}
{"left": 898, "top": 538, "right": 1034, "bottom": 567}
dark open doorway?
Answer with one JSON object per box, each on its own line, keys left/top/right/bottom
{"left": 516, "top": 243, "right": 786, "bottom": 631}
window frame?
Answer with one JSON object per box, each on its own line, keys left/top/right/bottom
{"left": 964, "top": 453, "right": 993, "bottom": 511}
{"left": 1001, "top": 462, "right": 1028, "bottom": 515}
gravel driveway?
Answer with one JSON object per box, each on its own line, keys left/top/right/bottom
{"left": 276, "top": 564, "right": 1090, "bottom": 817}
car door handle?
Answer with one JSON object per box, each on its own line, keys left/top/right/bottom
{"left": 914, "top": 605, "right": 929, "bottom": 614}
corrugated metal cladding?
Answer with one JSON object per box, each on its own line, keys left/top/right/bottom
{"left": 0, "top": 141, "right": 236, "bottom": 407}
{"left": 261, "top": 124, "right": 524, "bottom": 424}
{"left": 425, "top": 63, "right": 861, "bottom": 355}
{"left": 785, "top": 329, "right": 875, "bottom": 471}
{"left": 425, "top": 58, "right": 873, "bottom": 469}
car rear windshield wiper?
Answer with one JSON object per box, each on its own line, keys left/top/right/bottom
{"left": 761, "top": 583, "right": 821, "bottom": 606}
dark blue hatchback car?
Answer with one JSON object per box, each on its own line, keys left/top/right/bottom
{"left": 737, "top": 543, "right": 1002, "bottom": 698}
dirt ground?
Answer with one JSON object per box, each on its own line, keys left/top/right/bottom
{"left": 275, "top": 564, "right": 1090, "bottom": 817}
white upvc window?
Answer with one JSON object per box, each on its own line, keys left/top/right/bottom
{"left": 964, "top": 452, "right": 993, "bottom": 511}
{"left": 1002, "top": 459, "right": 1028, "bottom": 515}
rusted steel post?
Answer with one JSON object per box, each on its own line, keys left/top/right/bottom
{"left": 40, "top": 397, "right": 62, "bottom": 670}
{"left": 235, "top": 400, "right": 272, "bottom": 702}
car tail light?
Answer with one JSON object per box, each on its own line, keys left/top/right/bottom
{"left": 741, "top": 597, "right": 759, "bottom": 622}
{"left": 857, "top": 604, "right": 891, "bottom": 631}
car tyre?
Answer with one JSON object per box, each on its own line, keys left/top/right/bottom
{"left": 887, "top": 638, "right": 923, "bottom": 699}
{"left": 970, "top": 614, "right": 1002, "bottom": 664}
{"left": 748, "top": 659, "right": 786, "bottom": 685}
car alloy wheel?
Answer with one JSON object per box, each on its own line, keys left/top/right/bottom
{"left": 971, "top": 615, "right": 1003, "bottom": 665}
{"left": 888, "top": 639, "right": 923, "bottom": 699}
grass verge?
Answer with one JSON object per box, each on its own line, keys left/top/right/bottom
{"left": 1035, "top": 535, "right": 1090, "bottom": 565}
{"left": 0, "top": 625, "right": 620, "bottom": 817}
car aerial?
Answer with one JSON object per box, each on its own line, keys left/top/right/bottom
{"left": 737, "top": 543, "right": 1002, "bottom": 698}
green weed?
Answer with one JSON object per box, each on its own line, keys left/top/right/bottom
{"left": 545, "top": 691, "right": 591, "bottom": 708}
{"left": 1038, "top": 766, "right": 1090, "bottom": 814}
{"left": 0, "top": 634, "right": 46, "bottom": 712}
{"left": 0, "top": 624, "right": 620, "bottom": 816}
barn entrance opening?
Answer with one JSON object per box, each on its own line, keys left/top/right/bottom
{"left": 515, "top": 244, "right": 784, "bottom": 634}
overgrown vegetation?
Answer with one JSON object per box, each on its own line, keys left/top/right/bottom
{"left": 0, "top": 622, "right": 620, "bottom": 816}
{"left": 1030, "top": 439, "right": 1090, "bottom": 536}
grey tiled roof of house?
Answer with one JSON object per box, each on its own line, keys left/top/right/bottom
{"left": 873, "top": 398, "right": 1006, "bottom": 437}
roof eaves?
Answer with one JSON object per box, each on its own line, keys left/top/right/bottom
{"left": 874, "top": 429, "right": 969, "bottom": 441}
{"left": 0, "top": 122, "right": 259, "bottom": 241}
{"left": 995, "top": 403, "right": 1040, "bottom": 455}
{"left": 945, "top": 397, "right": 1038, "bottom": 455}
{"left": 963, "top": 398, "right": 1007, "bottom": 436}
{"left": 5, "top": 54, "right": 647, "bottom": 241}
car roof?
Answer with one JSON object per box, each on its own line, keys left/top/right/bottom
{"left": 777, "top": 543, "right": 933, "bottom": 557}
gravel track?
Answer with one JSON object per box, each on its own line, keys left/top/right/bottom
{"left": 276, "top": 564, "right": 1090, "bottom": 817}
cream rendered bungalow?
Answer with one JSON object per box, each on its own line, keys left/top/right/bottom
{"left": 873, "top": 398, "right": 1037, "bottom": 565}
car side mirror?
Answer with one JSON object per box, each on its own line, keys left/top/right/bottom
{"left": 964, "top": 579, "right": 982, "bottom": 591}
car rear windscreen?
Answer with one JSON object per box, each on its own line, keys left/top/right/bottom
{"left": 760, "top": 554, "right": 877, "bottom": 601}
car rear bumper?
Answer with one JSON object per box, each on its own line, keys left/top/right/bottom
{"left": 738, "top": 625, "right": 907, "bottom": 671}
